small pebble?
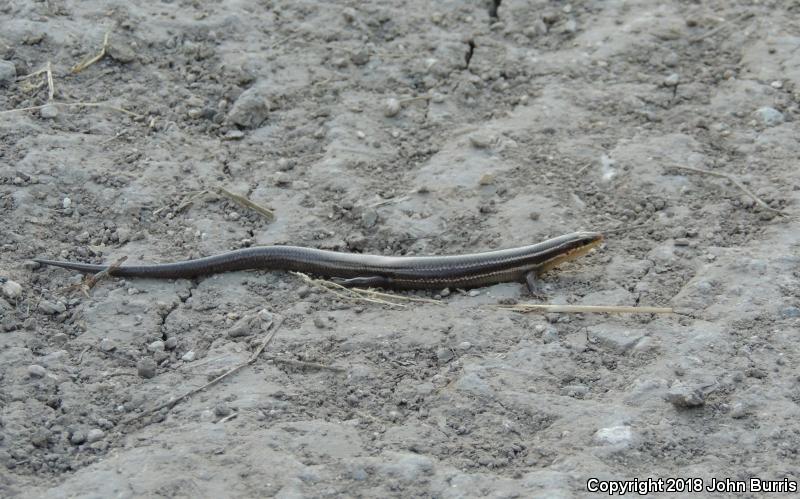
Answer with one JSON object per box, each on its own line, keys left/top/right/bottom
{"left": 0, "top": 60, "right": 16, "bottom": 85}
{"left": 137, "top": 358, "right": 157, "bottom": 378}
{"left": 165, "top": 337, "right": 178, "bottom": 350}
{"left": 40, "top": 104, "right": 59, "bottom": 119}
{"left": 1, "top": 280, "right": 22, "bottom": 300}
{"left": 469, "top": 133, "right": 493, "bottom": 149}
{"left": 383, "top": 98, "right": 401, "bottom": 117}
{"left": 436, "top": 348, "right": 454, "bottom": 364}
{"left": 99, "top": 338, "right": 115, "bottom": 352}
{"left": 665, "top": 383, "right": 705, "bottom": 407}
{"left": 86, "top": 429, "right": 105, "bottom": 443}
{"left": 62, "top": 197, "right": 72, "bottom": 209}
{"left": 439, "top": 288, "right": 451, "bottom": 297}
{"left": 468, "top": 290, "right": 480, "bottom": 297}
{"left": 457, "top": 341, "right": 472, "bottom": 352}
{"left": 771, "top": 80, "right": 783, "bottom": 89}
{"left": 38, "top": 300, "right": 66, "bottom": 315}
{"left": 754, "top": 106, "right": 784, "bottom": 127}
{"left": 181, "top": 350, "right": 196, "bottom": 362}
{"left": 541, "top": 327, "right": 559, "bottom": 343}
{"left": 674, "top": 238, "right": 690, "bottom": 246}
{"left": 28, "top": 364, "right": 47, "bottom": 378}
{"left": 313, "top": 316, "right": 329, "bottom": 329}
{"left": 356, "top": 130, "right": 366, "bottom": 140}
{"left": 69, "top": 430, "right": 86, "bottom": 445}
{"left": 780, "top": 306, "right": 800, "bottom": 319}
{"left": 730, "top": 401, "right": 749, "bottom": 419}
{"left": 215, "top": 404, "right": 232, "bottom": 417}
{"left": 594, "top": 426, "right": 633, "bottom": 446}
{"left": 663, "top": 73, "right": 680, "bottom": 87}
{"left": 148, "top": 340, "right": 165, "bottom": 352}
{"left": 227, "top": 86, "right": 270, "bottom": 128}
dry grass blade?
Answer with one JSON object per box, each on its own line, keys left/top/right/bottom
{"left": 690, "top": 12, "right": 754, "bottom": 43}
{"left": 291, "top": 272, "right": 406, "bottom": 307}
{"left": 71, "top": 31, "right": 110, "bottom": 74}
{"left": 497, "top": 304, "right": 674, "bottom": 314}
{"left": 124, "top": 315, "right": 284, "bottom": 425}
{"left": 667, "top": 164, "right": 789, "bottom": 216}
{"left": 215, "top": 186, "right": 275, "bottom": 221}
{"left": 0, "top": 101, "right": 143, "bottom": 119}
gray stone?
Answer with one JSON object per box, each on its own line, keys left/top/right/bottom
{"left": 2, "top": 280, "right": 22, "bottom": 300}
{"left": 28, "top": 364, "right": 47, "bottom": 378}
{"left": 469, "top": 132, "right": 493, "bottom": 149}
{"left": 663, "top": 73, "right": 680, "bottom": 87}
{"left": 181, "top": 350, "right": 196, "bottom": 362}
{"left": 0, "top": 60, "right": 15, "bottom": 85}
{"left": 436, "top": 347, "right": 454, "bottom": 364}
{"left": 39, "top": 104, "right": 59, "bottom": 119}
{"left": 86, "top": 428, "right": 105, "bottom": 443}
{"left": 780, "top": 306, "right": 800, "bottom": 319}
{"left": 69, "top": 430, "right": 86, "bottom": 445}
{"left": 755, "top": 107, "right": 784, "bottom": 127}
{"left": 228, "top": 85, "right": 270, "bottom": 128}
{"left": 164, "top": 336, "right": 178, "bottom": 350}
{"left": 99, "top": 338, "right": 115, "bottom": 352}
{"left": 147, "top": 340, "right": 165, "bottom": 352}
{"left": 137, "top": 357, "right": 157, "bottom": 378}
{"left": 214, "top": 404, "right": 232, "bottom": 417}
{"left": 665, "top": 383, "right": 705, "bottom": 407}
{"left": 594, "top": 426, "right": 634, "bottom": 447}
{"left": 38, "top": 300, "right": 66, "bottom": 315}
{"left": 587, "top": 326, "right": 644, "bottom": 353}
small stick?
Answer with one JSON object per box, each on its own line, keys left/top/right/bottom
{"left": 497, "top": 304, "right": 674, "bottom": 314}
{"left": 667, "top": 164, "right": 789, "bottom": 216}
{"left": 215, "top": 186, "right": 275, "bottom": 221}
{"left": 82, "top": 255, "right": 127, "bottom": 293}
{"left": 124, "top": 316, "right": 283, "bottom": 424}
{"left": 71, "top": 31, "right": 110, "bottom": 74}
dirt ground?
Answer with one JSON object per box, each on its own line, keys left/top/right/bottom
{"left": 2, "top": 0, "right": 800, "bottom": 497}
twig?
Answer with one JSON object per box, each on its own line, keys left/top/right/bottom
{"left": 0, "top": 101, "right": 143, "bottom": 119}
{"left": 71, "top": 31, "right": 110, "bottom": 74}
{"left": 215, "top": 186, "right": 275, "bottom": 221}
{"left": 667, "top": 164, "right": 789, "bottom": 216}
{"left": 81, "top": 256, "right": 127, "bottom": 295}
{"left": 496, "top": 304, "right": 674, "bottom": 314}
{"left": 124, "top": 315, "right": 284, "bottom": 424}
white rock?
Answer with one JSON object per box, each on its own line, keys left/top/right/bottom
{"left": 2, "top": 280, "right": 22, "bottom": 300}
{"left": 182, "top": 351, "right": 196, "bottom": 362}
{"left": 594, "top": 425, "right": 634, "bottom": 446}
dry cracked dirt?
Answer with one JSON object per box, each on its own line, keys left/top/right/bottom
{"left": 1, "top": 0, "right": 800, "bottom": 498}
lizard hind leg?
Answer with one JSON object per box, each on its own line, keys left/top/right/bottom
{"left": 525, "top": 271, "right": 546, "bottom": 300}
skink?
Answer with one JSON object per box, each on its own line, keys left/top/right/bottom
{"left": 34, "top": 231, "right": 603, "bottom": 290}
